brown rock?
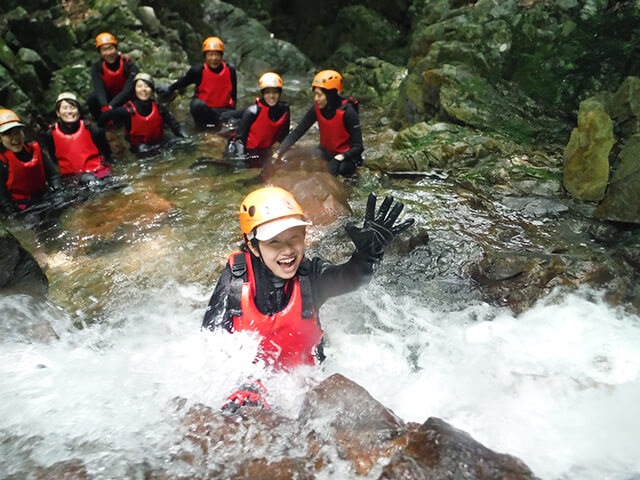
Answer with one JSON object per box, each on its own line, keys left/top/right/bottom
{"left": 379, "top": 417, "right": 540, "bottom": 480}
{"left": 300, "top": 374, "right": 409, "bottom": 475}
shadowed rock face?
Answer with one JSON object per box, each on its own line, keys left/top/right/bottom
{"left": 0, "top": 224, "right": 48, "bottom": 297}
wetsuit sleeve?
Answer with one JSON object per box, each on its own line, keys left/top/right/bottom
{"left": 40, "top": 147, "right": 61, "bottom": 188}
{"left": 169, "top": 65, "right": 203, "bottom": 92}
{"left": 0, "top": 161, "right": 14, "bottom": 211}
{"left": 235, "top": 104, "right": 259, "bottom": 144}
{"left": 87, "top": 123, "right": 112, "bottom": 162}
{"left": 158, "top": 104, "right": 187, "bottom": 137}
{"left": 278, "top": 105, "right": 291, "bottom": 143}
{"left": 308, "top": 250, "right": 376, "bottom": 309}
{"left": 341, "top": 106, "right": 364, "bottom": 162}
{"left": 276, "top": 105, "right": 317, "bottom": 155}
{"left": 98, "top": 105, "right": 132, "bottom": 130}
{"left": 109, "top": 59, "right": 139, "bottom": 108}
{"left": 202, "top": 263, "right": 235, "bottom": 332}
{"left": 43, "top": 129, "right": 57, "bottom": 165}
{"left": 228, "top": 63, "right": 238, "bottom": 107}
{"left": 90, "top": 61, "right": 108, "bottom": 106}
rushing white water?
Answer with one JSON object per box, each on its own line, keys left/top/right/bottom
{"left": 1, "top": 281, "right": 639, "bottom": 479}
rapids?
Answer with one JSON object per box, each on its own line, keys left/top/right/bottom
{"left": 1, "top": 113, "right": 639, "bottom": 479}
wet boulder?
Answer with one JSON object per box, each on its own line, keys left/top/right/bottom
{"left": 165, "top": 373, "right": 538, "bottom": 479}
{"left": 0, "top": 224, "right": 48, "bottom": 297}
{"left": 379, "top": 417, "right": 540, "bottom": 480}
{"left": 262, "top": 152, "right": 352, "bottom": 225}
{"left": 342, "top": 57, "right": 406, "bottom": 109}
{"left": 594, "top": 134, "right": 640, "bottom": 224}
{"left": 609, "top": 76, "right": 640, "bottom": 138}
{"left": 299, "top": 374, "right": 409, "bottom": 476}
{"left": 563, "top": 98, "right": 615, "bottom": 201}
{"left": 201, "top": 0, "right": 312, "bottom": 78}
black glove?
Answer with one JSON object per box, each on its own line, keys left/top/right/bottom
{"left": 224, "top": 139, "right": 245, "bottom": 159}
{"left": 345, "top": 193, "right": 415, "bottom": 260}
{"left": 155, "top": 84, "right": 171, "bottom": 95}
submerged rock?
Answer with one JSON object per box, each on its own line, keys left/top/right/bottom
{"left": 0, "top": 224, "right": 48, "bottom": 297}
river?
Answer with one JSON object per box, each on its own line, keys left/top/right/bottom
{"left": 1, "top": 113, "right": 639, "bottom": 479}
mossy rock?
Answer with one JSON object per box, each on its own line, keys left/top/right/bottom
{"left": 342, "top": 57, "right": 406, "bottom": 106}
{"left": 595, "top": 134, "right": 640, "bottom": 224}
{"left": 563, "top": 97, "right": 614, "bottom": 201}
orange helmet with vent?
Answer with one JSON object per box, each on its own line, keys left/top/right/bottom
{"left": 95, "top": 32, "right": 117, "bottom": 48}
{"left": 311, "top": 69, "right": 342, "bottom": 93}
{"left": 202, "top": 36, "right": 224, "bottom": 53}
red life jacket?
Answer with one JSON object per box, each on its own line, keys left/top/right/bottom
{"left": 50, "top": 121, "right": 105, "bottom": 175}
{"left": 246, "top": 99, "right": 289, "bottom": 149}
{"left": 0, "top": 142, "right": 47, "bottom": 202}
{"left": 99, "top": 55, "right": 130, "bottom": 98}
{"left": 124, "top": 101, "right": 165, "bottom": 146}
{"left": 228, "top": 251, "right": 323, "bottom": 370}
{"left": 315, "top": 99, "right": 354, "bottom": 154}
{"left": 195, "top": 61, "right": 233, "bottom": 108}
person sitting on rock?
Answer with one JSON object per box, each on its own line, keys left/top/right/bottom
{"left": 45, "top": 92, "right": 112, "bottom": 183}
{"left": 98, "top": 73, "right": 188, "bottom": 153}
{"left": 272, "top": 70, "right": 363, "bottom": 177}
{"left": 0, "top": 109, "right": 61, "bottom": 216}
{"left": 225, "top": 72, "right": 290, "bottom": 168}
{"left": 202, "top": 186, "right": 414, "bottom": 411}
{"left": 157, "top": 36, "right": 237, "bottom": 129}
{"left": 87, "top": 32, "right": 140, "bottom": 121}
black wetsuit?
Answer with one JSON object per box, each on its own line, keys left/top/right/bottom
{"left": 97, "top": 98, "right": 187, "bottom": 147}
{"left": 167, "top": 62, "right": 238, "bottom": 128}
{"left": 86, "top": 55, "right": 139, "bottom": 121}
{"left": 202, "top": 247, "right": 376, "bottom": 333}
{"left": 232, "top": 100, "right": 290, "bottom": 168}
{"left": 276, "top": 94, "right": 363, "bottom": 176}
{"left": 0, "top": 145, "right": 61, "bottom": 213}
{"left": 44, "top": 120, "right": 112, "bottom": 166}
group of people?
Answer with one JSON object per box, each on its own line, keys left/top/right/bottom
{"left": 0, "top": 32, "right": 364, "bottom": 215}
{"left": 0, "top": 31, "right": 413, "bottom": 413}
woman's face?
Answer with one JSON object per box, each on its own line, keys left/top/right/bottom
{"left": 248, "top": 226, "right": 307, "bottom": 280}
{"left": 0, "top": 127, "right": 25, "bottom": 153}
{"left": 313, "top": 87, "right": 327, "bottom": 109}
{"left": 262, "top": 88, "right": 280, "bottom": 107}
{"left": 135, "top": 80, "right": 153, "bottom": 101}
{"left": 56, "top": 100, "right": 80, "bottom": 123}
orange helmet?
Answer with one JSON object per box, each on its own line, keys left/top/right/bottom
{"left": 95, "top": 32, "right": 117, "bottom": 48}
{"left": 202, "top": 36, "right": 224, "bottom": 53}
{"left": 0, "top": 108, "right": 25, "bottom": 134}
{"left": 259, "top": 72, "right": 283, "bottom": 90}
{"left": 312, "top": 69, "right": 342, "bottom": 92}
{"left": 239, "top": 186, "right": 309, "bottom": 240}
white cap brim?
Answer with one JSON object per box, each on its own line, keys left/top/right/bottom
{"left": 0, "top": 121, "right": 25, "bottom": 133}
{"left": 254, "top": 216, "right": 311, "bottom": 241}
